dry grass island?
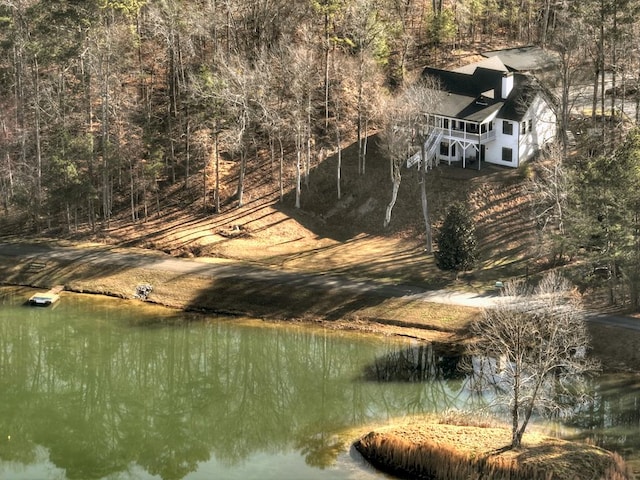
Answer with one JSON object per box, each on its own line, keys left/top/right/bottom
{"left": 1, "top": 143, "right": 639, "bottom": 479}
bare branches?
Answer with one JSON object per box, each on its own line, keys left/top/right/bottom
{"left": 378, "top": 93, "right": 412, "bottom": 228}
{"left": 468, "top": 272, "right": 599, "bottom": 449}
{"left": 378, "top": 78, "right": 439, "bottom": 251}
{"left": 526, "top": 143, "right": 569, "bottom": 234}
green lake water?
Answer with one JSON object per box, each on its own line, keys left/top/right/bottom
{"left": 0, "top": 287, "right": 638, "bottom": 479}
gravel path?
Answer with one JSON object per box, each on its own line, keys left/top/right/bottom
{"left": 2, "top": 241, "right": 639, "bottom": 332}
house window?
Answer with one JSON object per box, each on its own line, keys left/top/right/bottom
{"left": 443, "top": 118, "right": 449, "bottom": 129}
{"left": 528, "top": 120, "right": 533, "bottom": 133}
{"left": 503, "top": 120, "right": 513, "bottom": 135}
{"left": 502, "top": 147, "right": 513, "bottom": 162}
{"left": 520, "top": 121, "right": 526, "bottom": 134}
{"left": 440, "top": 142, "right": 455, "bottom": 156}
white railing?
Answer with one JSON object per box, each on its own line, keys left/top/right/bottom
{"left": 406, "top": 129, "right": 443, "bottom": 168}
{"left": 441, "top": 128, "right": 496, "bottom": 142}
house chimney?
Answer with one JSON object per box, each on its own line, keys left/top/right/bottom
{"left": 501, "top": 72, "right": 514, "bottom": 99}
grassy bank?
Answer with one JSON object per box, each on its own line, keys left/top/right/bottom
{"left": 354, "top": 417, "right": 634, "bottom": 480}
{"left": 2, "top": 251, "right": 640, "bottom": 373}
{"left": 0, "top": 252, "right": 478, "bottom": 341}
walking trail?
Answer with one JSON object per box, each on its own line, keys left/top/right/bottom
{"left": 1, "top": 242, "right": 638, "bottom": 331}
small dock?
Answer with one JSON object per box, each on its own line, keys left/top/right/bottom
{"left": 28, "top": 285, "right": 64, "bottom": 307}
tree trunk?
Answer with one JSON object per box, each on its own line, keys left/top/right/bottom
{"left": 540, "top": 0, "right": 551, "bottom": 47}
{"left": 156, "top": 181, "right": 161, "bottom": 218}
{"left": 336, "top": 122, "right": 342, "bottom": 200}
{"left": 599, "top": 1, "right": 606, "bottom": 140}
{"left": 237, "top": 149, "right": 246, "bottom": 207}
{"left": 420, "top": 145, "right": 432, "bottom": 253}
{"left": 185, "top": 117, "right": 191, "bottom": 190}
{"left": 362, "top": 117, "right": 369, "bottom": 175}
{"left": 306, "top": 91, "right": 312, "bottom": 187}
{"left": 215, "top": 129, "right": 220, "bottom": 213}
{"left": 142, "top": 173, "right": 148, "bottom": 221}
{"left": 591, "top": 67, "right": 599, "bottom": 128}
{"left": 357, "top": 51, "right": 364, "bottom": 175}
{"left": 130, "top": 159, "right": 136, "bottom": 221}
{"left": 33, "top": 55, "right": 43, "bottom": 231}
{"left": 384, "top": 154, "right": 402, "bottom": 228}
{"left": 384, "top": 176, "right": 400, "bottom": 228}
{"left": 203, "top": 146, "right": 208, "bottom": 211}
{"left": 295, "top": 128, "right": 302, "bottom": 209}
{"left": 511, "top": 371, "right": 521, "bottom": 448}
{"left": 101, "top": 49, "right": 111, "bottom": 228}
{"left": 324, "top": 10, "right": 330, "bottom": 130}
{"left": 278, "top": 136, "right": 284, "bottom": 203}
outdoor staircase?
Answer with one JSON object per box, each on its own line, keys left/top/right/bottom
{"left": 406, "top": 129, "right": 443, "bottom": 169}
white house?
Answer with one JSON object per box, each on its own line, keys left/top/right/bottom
{"left": 409, "top": 56, "right": 557, "bottom": 170}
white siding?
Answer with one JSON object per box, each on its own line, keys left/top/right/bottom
{"left": 483, "top": 119, "right": 520, "bottom": 167}
{"left": 481, "top": 94, "right": 556, "bottom": 168}
{"left": 518, "top": 95, "right": 556, "bottom": 163}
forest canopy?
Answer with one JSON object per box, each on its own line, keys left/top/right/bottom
{"left": 0, "top": 0, "right": 636, "bottom": 234}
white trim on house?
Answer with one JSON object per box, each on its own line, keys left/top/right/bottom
{"left": 414, "top": 57, "right": 557, "bottom": 169}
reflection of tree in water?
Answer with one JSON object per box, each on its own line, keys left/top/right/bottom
{"left": 295, "top": 428, "right": 345, "bottom": 468}
{"left": 359, "top": 343, "right": 486, "bottom": 417}
{"left": 361, "top": 343, "right": 466, "bottom": 382}
{"left": 136, "top": 414, "right": 211, "bottom": 480}
{"left": 0, "top": 306, "right": 443, "bottom": 479}
{"left": 4, "top": 297, "right": 633, "bottom": 479}
{"left": 564, "top": 375, "right": 640, "bottom": 457}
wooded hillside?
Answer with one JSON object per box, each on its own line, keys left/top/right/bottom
{"left": 1, "top": 0, "right": 635, "bottom": 232}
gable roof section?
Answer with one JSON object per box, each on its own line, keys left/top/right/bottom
{"left": 429, "top": 90, "right": 504, "bottom": 122}
{"left": 422, "top": 59, "right": 540, "bottom": 123}
{"left": 424, "top": 65, "right": 503, "bottom": 97}
{"left": 482, "top": 45, "right": 560, "bottom": 72}
{"left": 453, "top": 56, "right": 509, "bottom": 74}
{"left": 498, "top": 74, "right": 538, "bottom": 121}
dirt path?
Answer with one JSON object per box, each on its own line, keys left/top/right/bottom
{"left": 2, "top": 241, "right": 639, "bottom": 333}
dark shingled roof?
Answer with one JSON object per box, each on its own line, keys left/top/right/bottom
{"left": 422, "top": 63, "right": 539, "bottom": 122}
{"left": 498, "top": 74, "right": 538, "bottom": 121}
{"left": 482, "top": 45, "right": 560, "bottom": 72}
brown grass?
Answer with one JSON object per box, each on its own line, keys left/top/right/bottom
{"left": 354, "top": 420, "right": 634, "bottom": 480}
{"left": 1, "top": 127, "right": 639, "bottom": 477}
{"left": 0, "top": 254, "right": 475, "bottom": 343}
{"left": 1, "top": 140, "right": 537, "bottom": 292}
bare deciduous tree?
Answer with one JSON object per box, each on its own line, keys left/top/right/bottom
{"left": 468, "top": 272, "right": 599, "bottom": 449}
{"left": 378, "top": 94, "right": 411, "bottom": 229}
{"left": 405, "top": 80, "right": 439, "bottom": 252}
{"left": 345, "top": 0, "right": 385, "bottom": 175}
{"left": 525, "top": 142, "right": 571, "bottom": 265}
{"left": 378, "top": 79, "right": 438, "bottom": 251}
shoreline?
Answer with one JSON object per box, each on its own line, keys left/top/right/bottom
{"left": 0, "top": 244, "right": 639, "bottom": 374}
{"left": 1, "top": 251, "right": 638, "bottom": 479}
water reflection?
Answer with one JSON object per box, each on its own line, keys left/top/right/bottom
{"left": 361, "top": 343, "right": 465, "bottom": 382}
{"left": 0, "top": 287, "right": 637, "bottom": 479}
{"left": 564, "top": 375, "right": 640, "bottom": 461}
{"left": 362, "top": 339, "right": 640, "bottom": 470}
{"left": 0, "top": 288, "right": 452, "bottom": 479}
